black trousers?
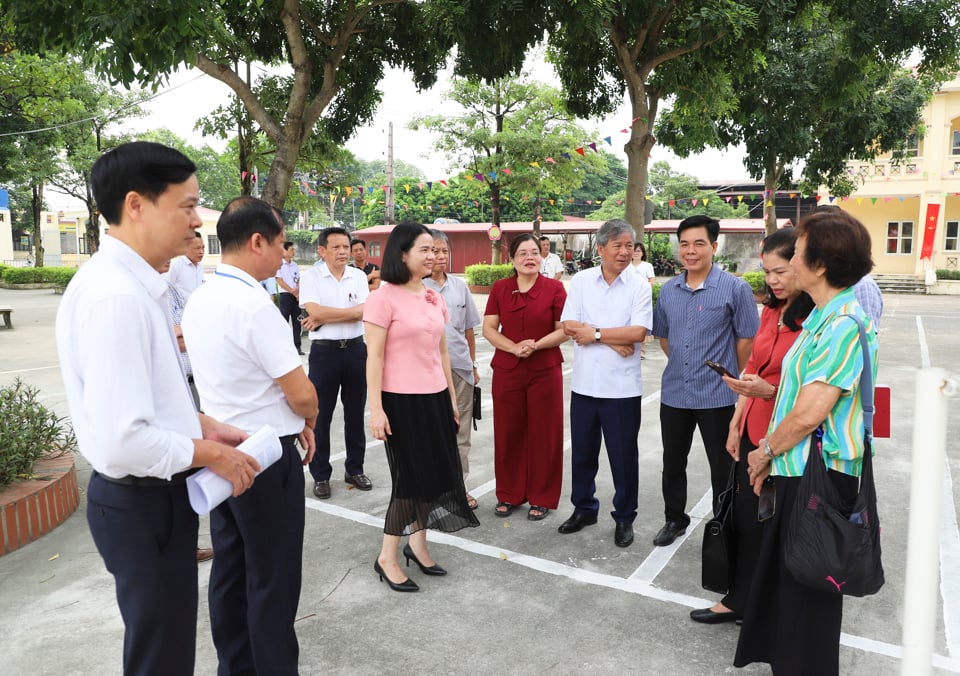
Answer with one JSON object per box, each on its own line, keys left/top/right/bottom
{"left": 208, "top": 438, "right": 305, "bottom": 676}
{"left": 308, "top": 340, "right": 367, "bottom": 482}
{"left": 659, "top": 403, "right": 734, "bottom": 527}
{"left": 277, "top": 292, "right": 301, "bottom": 351}
{"left": 86, "top": 473, "right": 199, "bottom": 676}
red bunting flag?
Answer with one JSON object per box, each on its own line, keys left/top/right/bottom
{"left": 669, "top": 200, "right": 676, "bottom": 207}
{"left": 503, "top": 168, "right": 512, "bottom": 175}
{"left": 439, "top": 180, "right": 447, "bottom": 187}
{"left": 575, "top": 147, "right": 585, "bottom": 156}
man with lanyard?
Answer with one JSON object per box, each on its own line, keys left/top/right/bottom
{"left": 351, "top": 237, "right": 381, "bottom": 290}
{"left": 558, "top": 219, "right": 652, "bottom": 547}
{"left": 423, "top": 229, "right": 482, "bottom": 509}
{"left": 182, "top": 196, "right": 318, "bottom": 675}
{"left": 651, "top": 215, "right": 758, "bottom": 546}
{"left": 276, "top": 241, "right": 304, "bottom": 354}
{"left": 164, "top": 230, "right": 205, "bottom": 296}
{"left": 56, "top": 141, "right": 260, "bottom": 675}
{"left": 300, "top": 227, "right": 372, "bottom": 499}
{"left": 540, "top": 236, "right": 564, "bottom": 280}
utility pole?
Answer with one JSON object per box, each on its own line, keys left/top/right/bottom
{"left": 385, "top": 122, "right": 395, "bottom": 225}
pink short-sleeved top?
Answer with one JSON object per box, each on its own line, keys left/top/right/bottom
{"left": 363, "top": 283, "right": 449, "bottom": 394}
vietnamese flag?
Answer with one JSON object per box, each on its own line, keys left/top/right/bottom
{"left": 920, "top": 203, "right": 940, "bottom": 260}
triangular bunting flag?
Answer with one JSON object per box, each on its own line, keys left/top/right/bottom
{"left": 575, "top": 147, "right": 585, "bottom": 156}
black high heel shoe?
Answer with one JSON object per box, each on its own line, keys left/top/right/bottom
{"left": 402, "top": 543, "right": 447, "bottom": 576}
{"left": 373, "top": 560, "right": 419, "bottom": 592}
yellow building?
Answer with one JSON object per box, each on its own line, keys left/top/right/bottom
{"left": 826, "top": 73, "right": 960, "bottom": 279}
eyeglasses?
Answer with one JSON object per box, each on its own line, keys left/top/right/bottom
{"left": 514, "top": 250, "right": 540, "bottom": 259}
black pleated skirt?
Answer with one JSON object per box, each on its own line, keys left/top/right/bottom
{"left": 381, "top": 390, "right": 480, "bottom": 536}
{"left": 734, "top": 470, "right": 857, "bottom": 675}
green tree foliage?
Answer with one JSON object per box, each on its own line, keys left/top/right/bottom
{"left": 656, "top": 1, "right": 960, "bottom": 234}
{"left": 411, "top": 75, "right": 602, "bottom": 262}
{"left": 138, "top": 129, "right": 240, "bottom": 210}
{"left": 7, "top": 0, "right": 455, "bottom": 210}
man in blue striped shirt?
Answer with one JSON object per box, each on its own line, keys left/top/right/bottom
{"left": 651, "top": 215, "right": 759, "bottom": 546}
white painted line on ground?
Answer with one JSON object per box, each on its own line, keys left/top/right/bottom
{"left": 642, "top": 390, "right": 661, "bottom": 407}
{"left": 303, "top": 495, "right": 959, "bottom": 671}
{"left": 918, "top": 315, "right": 960, "bottom": 660}
{"left": 0, "top": 364, "right": 60, "bottom": 375}
{"left": 629, "top": 489, "right": 713, "bottom": 583}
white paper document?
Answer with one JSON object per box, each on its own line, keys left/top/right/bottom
{"left": 187, "top": 425, "right": 283, "bottom": 515}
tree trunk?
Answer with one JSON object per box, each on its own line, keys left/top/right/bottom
{"left": 620, "top": 68, "right": 659, "bottom": 240}
{"left": 490, "top": 182, "right": 502, "bottom": 264}
{"left": 84, "top": 176, "right": 99, "bottom": 255}
{"left": 763, "top": 162, "right": 783, "bottom": 236}
{"left": 31, "top": 183, "right": 44, "bottom": 268}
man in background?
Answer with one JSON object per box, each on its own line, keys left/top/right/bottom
{"left": 540, "top": 236, "right": 564, "bottom": 280}
{"left": 276, "top": 241, "right": 303, "bottom": 354}
{"left": 351, "top": 238, "right": 381, "bottom": 290}
{"left": 165, "top": 230, "right": 205, "bottom": 296}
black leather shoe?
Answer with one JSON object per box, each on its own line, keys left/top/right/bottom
{"left": 690, "top": 607, "right": 739, "bottom": 624}
{"left": 345, "top": 473, "right": 373, "bottom": 491}
{"left": 402, "top": 544, "right": 447, "bottom": 576}
{"left": 313, "top": 480, "right": 331, "bottom": 499}
{"left": 374, "top": 560, "right": 419, "bottom": 592}
{"left": 652, "top": 521, "right": 686, "bottom": 546}
{"left": 557, "top": 512, "right": 598, "bottom": 534}
{"left": 614, "top": 522, "right": 634, "bottom": 547}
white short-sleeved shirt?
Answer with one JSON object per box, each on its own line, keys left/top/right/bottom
{"left": 541, "top": 252, "right": 564, "bottom": 278}
{"left": 560, "top": 266, "right": 653, "bottom": 398}
{"left": 276, "top": 259, "right": 300, "bottom": 293}
{"left": 182, "top": 264, "right": 306, "bottom": 436}
{"left": 56, "top": 236, "right": 199, "bottom": 479}
{"left": 298, "top": 264, "right": 368, "bottom": 340}
{"left": 164, "top": 255, "right": 204, "bottom": 297}
{"left": 631, "top": 261, "right": 655, "bottom": 283}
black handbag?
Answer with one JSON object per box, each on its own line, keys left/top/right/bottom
{"left": 471, "top": 385, "right": 481, "bottom": 431}
{"left": 783, "top": 314, "right": 884, "bottom": 597}
{"left": 701, "top": 462, "right": 737, "bottom": 593}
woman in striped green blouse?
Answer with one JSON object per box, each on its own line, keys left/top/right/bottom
{"left": 734, "top": 210, "right": 879, "bottom": 676}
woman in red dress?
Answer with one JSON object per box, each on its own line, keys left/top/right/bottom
{"left": 482, "top": 234, "right": 568, "bottom": 521}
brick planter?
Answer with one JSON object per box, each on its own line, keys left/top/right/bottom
{"left": 0, "top": 452, "right": 79, "bottom": 556}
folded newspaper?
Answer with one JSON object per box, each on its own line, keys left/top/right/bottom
{"left": 187, "top": 425, "right": 283, "bottom": 515}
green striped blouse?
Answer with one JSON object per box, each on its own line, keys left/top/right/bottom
{"left": 768, "top": 287, "right": 879, "bottom": 477}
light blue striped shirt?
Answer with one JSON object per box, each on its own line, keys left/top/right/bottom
{"left": 652, "top": 265, "right": 759, "bottom": 409}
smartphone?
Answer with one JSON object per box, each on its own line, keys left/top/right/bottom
{"left": 704, "top": 359, "right": 734, "bottom": 378}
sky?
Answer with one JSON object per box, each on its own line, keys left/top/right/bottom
{"left": 48, "top": 52, "right": 752, "bottom": 212}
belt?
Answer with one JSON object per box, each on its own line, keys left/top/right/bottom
{"left": 312, "top": 336, "right": 363, "bottom": 349}
{"left": 94, "top": 468, "right": 197, "bottom": 487}
{"left": 279, "top": 434, "right": 299, "bottom": 445}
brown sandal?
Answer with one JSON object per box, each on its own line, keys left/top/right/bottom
{"left": 466, "top": 494, "right": 478, "bottom": 510}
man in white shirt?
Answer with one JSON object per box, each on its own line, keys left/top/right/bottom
{"left": 300, "top": 226, "right": 372, "bottom": 500}
{"left": 182, "top": 196, "right": 318, "bottom": 676}
{"left": 56, "top": 141, "right": 260, "bottom": 675}
{"left": 276, "top": 241, "right": 303, "bottom": 354}
{"left": 540, "top": 236, "right": 564, "bottom": 279}
{"left": 558, "top": 219, "right": 653, "bottom": 548}
{"left": 164, "top": 230, "right": 205, "bottom": 296}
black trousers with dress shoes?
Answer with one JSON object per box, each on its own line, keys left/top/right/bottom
{"left": 659, "top": 403, "right": 734, "bottom": 527}
{"left": 86, "top": 472, "right": 199, "bottom": 676}
{"left": 307, "top": 339, "right": 367, "bottom": 482}
{"left": 569, "top": 393, "right": 643, "bottom": 524}
{"left": 208, "top": 437, "right": 305, "bottom": 676}
{"left": 277, "top": 292, "right": 302, "bottom": 352}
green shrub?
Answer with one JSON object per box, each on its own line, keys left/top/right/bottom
{"left": 0, "top": 266, "right": 78, "bottom": 285}
{"left": 935, "top": 269, "right": 960, "bottom": 281}
{"left": 651, "top": 282, "right": 661, "bottom": 306}
{"left": 464, "top": 264, "right": 514, "bottom": 286}
{"left": 0, "top": 379, "right": 77, "bottom": 487}
{"left": 45, "top": 267, "right": 78, "bottom": 287}
{"left": 285, "top": 229, "right": 319, "bottom": 247}
{"left": 741, "top": 271, "right": 767, "bottom": 295}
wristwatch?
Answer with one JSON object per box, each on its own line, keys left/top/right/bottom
{"left": 472, "top": 360, "right": 479, "bottom": 369}
{"left": 594, "top": 327, "right": 602, "bottom": 342}
{"left": 763, "top": 438, "right": 775, "bottom": 459}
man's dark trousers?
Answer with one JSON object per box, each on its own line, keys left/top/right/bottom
{"left": 208, "top": 438, "right": 304, "bottom": 676}
{"left": 660, "top": 403, "right": 735, "bottom": 527}
{"left": 86, "top": 473, "right": 199, "bottom": 676}
{"left": 308, "top": 340, "right": 367, "bottom": 482}
{"left": 277, "top": 292, "right": 301, "bottom": 352}
{"left": 569, "top": 393, "right": 643, "bottom": 523}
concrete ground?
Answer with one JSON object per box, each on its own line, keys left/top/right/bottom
{"left": 0, "top": 286, "right": 958, "bottom": 676}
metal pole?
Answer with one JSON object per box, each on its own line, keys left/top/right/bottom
{"left": 901, "top": 368, "right": 951, "bottom": 675}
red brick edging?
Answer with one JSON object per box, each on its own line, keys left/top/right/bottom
{"left": 0, "top": 452, "right": 79, "bottom": 556}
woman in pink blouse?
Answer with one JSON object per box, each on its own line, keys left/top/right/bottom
{"left": 364, "top": 222, "right": 479, "bottom": 592}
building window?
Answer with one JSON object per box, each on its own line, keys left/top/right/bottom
{"left": 207, "top": 235, "right": 221, "bottom": 255}
{"left": 369, "top": 242, "right": 381, "bottom": 257}
{"left": 953, "top": 129, "right": 960, "bottom": 155}
{"left": 886, "top": 221, "right": 914, "bottom": 255}
{"left": 905, "top": 134, "right": 920, "bottom": 157}
{"left": 945, "top": 221, "right": 959, "bottom": 252}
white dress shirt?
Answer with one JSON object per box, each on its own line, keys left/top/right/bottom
{"left": 55, "top": 236, "right": 199, "bottom": 479}
{"left": 164, "top": 255, "right": 204, "bottom": 297}
{"left": 541, "top": 252, "right": 564, "bottom": 278}
{"left": 298, "top": 264, "right": 368, "bottom": 340}
{"left": 182, "top": 264, "right": 306, "bottom": 436}
{"left": 560, "top": 266, "right": 653, "bottom": 398}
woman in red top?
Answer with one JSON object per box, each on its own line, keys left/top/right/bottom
{"left": 690, "top": 228, "right": 814, "bottom": 623}
{"left": 482, "top": 234, "right": 568, "bottom": 521}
